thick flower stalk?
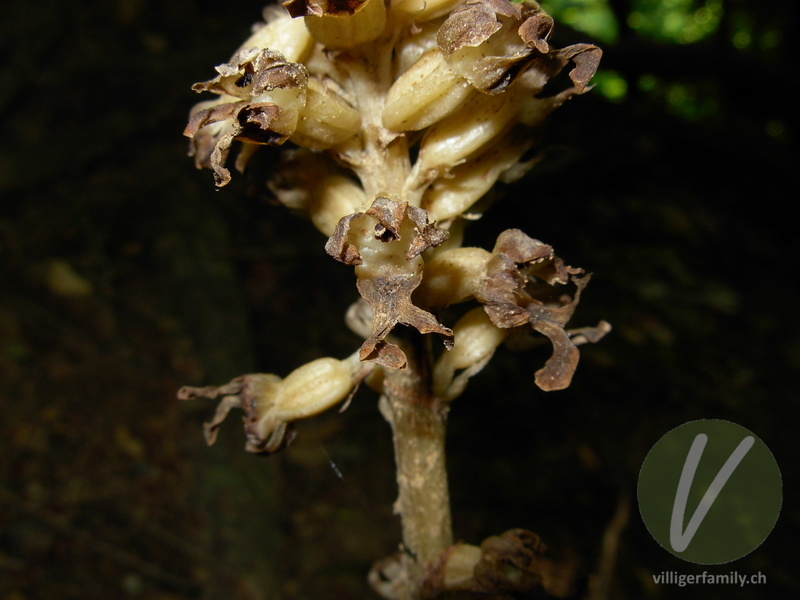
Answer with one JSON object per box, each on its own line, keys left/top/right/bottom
{"left": 180, "top": 2, "right": 608, "bottom": 599}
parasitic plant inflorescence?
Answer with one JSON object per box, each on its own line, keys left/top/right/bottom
{"left": 179, "top": 2, "right": 609, "bottom": 598}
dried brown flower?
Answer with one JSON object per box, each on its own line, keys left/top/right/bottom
{"left": 184, "top": 48, "right": 308, "bottom": 186}
{"left": 326, "top": 198, "right": 454, "bottom": 369}
{"left": 474, "top": 229, "right": 602, "bottom": 391}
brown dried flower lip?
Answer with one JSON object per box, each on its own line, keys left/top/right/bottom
{"left": 178, "top": 374, "right": 295, "bottom": 455}
{"left": 475, "top": 229, "right": 604, "bottom": 392}
{"left": 326, "top": 198, "right": 453, "bottom": 369}
{"left": 436, "top": 0, "right": 600, "bottom": 95}
{"left": 184, "top": 48, "right": 308, "bottom": 186}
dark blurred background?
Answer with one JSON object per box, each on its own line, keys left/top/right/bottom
{"left": 1, "top": 0, "right": 797, "bottom": 598}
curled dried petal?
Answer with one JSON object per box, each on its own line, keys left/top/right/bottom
{"left": 437, "top": 0, "right": 548, "bottom": 94}
{"left": 191, "top": 48, "right": 307, "bottom": 99}
{"left": 356, "top": 272, "right": 452, "bottom": 368}
{"left": 285, "top": 0, "right": 387, "bottom": 48}
{"left": 326, "top": 198, "right": 453, "bottom": 368}
{"left": 185, "top": 50, "right": 309, "bottom": 186}
{"left": 177, "top": 355, "right": 365, "bottom": 454}
{"left": 178, "top": 374, "right": 292, "bottom": 454}
{"left": 475, "top": 229, "right": 606, "bottom": 391}
{"left": 436, "top": 0, "right": 601, "bottom": 103}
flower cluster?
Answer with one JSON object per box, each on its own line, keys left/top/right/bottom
{"left": 181, "top": 0, "right": 608, "bottom": 454}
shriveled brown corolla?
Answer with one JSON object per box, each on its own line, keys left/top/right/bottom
{"left": 418, "top": 229, "right": 609, "bottom": 392}
{"left": 437, "top": 0, "right": 601, "bottom": 96}
{"left": 184, "top": 48, "right": 308, "bottom": 186}
{"left": 325, "top": 197, "right": 453, "bottom": 369}
{"left": 178, "top": 354, "right": 367, "bottom": 454}
{"left": 476, "top": 229, "right": 590, "bottom": 391}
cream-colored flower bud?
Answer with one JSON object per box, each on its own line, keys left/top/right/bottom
{"left": 422, "top": 138, "right": 529, "bottom": 221}
{"left": 273, "top": 354, "right": 361, "bottom": 421}
{"left": 291, "top": 78, "right": 361, "bottom": 150}
{"left": 443, "top": 308, "right": 507, "bottom": 372}
{"left": 252, "top": 86, "right": 307, "bottom": 137}
{"left": 304, "top": 0, "right": 386, "bottom": 49}
{"left": 416, "top": 246, "right": 492, "bottom": 308}
{"left": 441, "top": 543, "right": 482, "bottom": 589}
{"left": 242, "top": 7, "right": 314, "bottom": 63}
{"left": 383, "top": 49, "right": 473, "bottom": 132}
{"left": 392, "top": 22, "right": 439, "bottom": 79}
{"left": 309, "top": 175, "right": 368, "bottom": 236}
{"left": 391, "top": 0, "right": 463, "bottom": 22}
{"left": 416, "top": 91, "right": 518, "bottom": 173}
{"left": 433, "top": 308, "right": 507, "bottom": 400}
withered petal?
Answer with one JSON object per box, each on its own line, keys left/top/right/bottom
{"left": 209, "top": 129, "right": 237, "bottom": 187}
{"left": 474, "top": 529, "right": 584, "bottom": 597}
{"left": 361, "top": 198, "right": 449, "bottom": 255}
{"left": 192, "top": 48, "right": 306, "bottom": 98}
{"left": 236, "top": 102, "right": 286, "bottom": 144}
{"left": 186, "top": 101, "right": 288, "bottom": 187}
{"left": 325, "top": 212, "right": 364, "bottom": 265}
{"left": 250, "top": 53, "right": 308, "bottom": 95}
{"left": 527, "top": 306, "right": 580, "bottom": 391}
{"left": 568, "top": 320, "right": 612, "bottom": 345}
{"left": 437, "top": 0, "right": 504, "bottom": 56}
{"left": 364, "top": 196, "right": 408, "bottom": 240}
{"left": 327, "top": 198, "right": 453, "bottom": 369}
{"left": 183, "top": 101, "right": 244, "bottom": 138}
{"left": 475, "top": 229, "right": 602, "bottom": 391}
{"left": 178, "top": 374, "right": 292, "bottom": 454}
{"left": 518, "top": 12, "right": 554, "bottom": 54}
{"left": 422, "top": 529, "right": 585, "bottom": 598}
{"left": 492, "top": 228, "right": 553, "bottom": 264}
{"left": 357, "top": 273, "right": 454, "bottom": 369}
{"left": 405, "top": 204, "right": 450, "bottom": 259}
{"left": 552, "top": 43, "right": 603, "bottom": 94}
{"left": 283, "top": 0, "right": 364, "bottom": 18}
{"left": 438, "top": 0, "right": 583, "bottom": 94}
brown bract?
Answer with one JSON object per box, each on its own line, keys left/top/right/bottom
{"left": 475, "top": 229, "right": 596, "bottom": 391}
{"left": 184, "top": 49, "right": 308, "bottom": 186}
{"left": 178, "top": 374, "right": 295, "bottom": 455}
{"left": 326, "top": 198, "right": 453, "bottom": 369}
{"left": 437, "top": 0, "right": 600, "bottom": 95}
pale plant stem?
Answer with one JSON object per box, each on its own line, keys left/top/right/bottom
{"left": 346, "top": 36, "right": 411, "bottom": 202}
{"left": 382, "top": 336, "right": 453, "bottom": 599}
{"left": 347, "top": 32, "right": 454, "bottom": 598}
